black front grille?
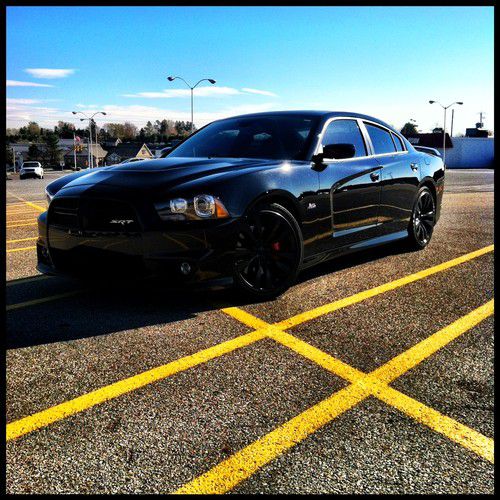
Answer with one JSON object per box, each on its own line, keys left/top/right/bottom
{"left": 48, "top": 197, "right": 139, "bottom": 232}
{"left": 81, "top": 199, "right": 139, "bottom": 232}
{"left": 50, "top": 198, "right": 79, "bottom": 229}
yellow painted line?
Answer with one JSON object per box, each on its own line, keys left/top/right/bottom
{"left": 267, "top": 303, "right": 495, "bottom": 462}
{"left": 6, "top": 201, "right": 46, "bottom": 208}
{"left": 377, "top": 384, "right": 494, "bottom": 464}
{"left": 6, "top": 191, "right": 46, "bottom": 212}
{"left": 6, "top": 237, "right": 38, "bottom": 244}
{"left": 6, "top": 329, "right": 267, "bottom": 441}
{"left": 5, "top": 217, "right": 38, "bottom": 224}
{"left": 275, "top": 244, "right": 494, "bottom": 330}
{"left": 6, "top": 222, "right": 38, "bottom": 229}
{"left": 6, "top": 275, "right": 50, "bottom": 287}
{"left": 6, "top": 246, "right": 36, "bottom": 253}
{"left": 371, "top": 300, "right": 495, "bottom": 384}
{"left": 5, "top": 246, "right": 494, "bottom": 441}
{"left": 6, "top": 210, "right": 41, "bottom": 216}
{"left": 6, "top": 290, "right": 84, "bottom": 311}
{"left": 177, "top": 301, "right": 494, "bottom": 493}
{"left": 176, "top": 383, "right": 370, "bottom": 495}
{"left": 220, "top": 306, "right": 271, "bottom": 330}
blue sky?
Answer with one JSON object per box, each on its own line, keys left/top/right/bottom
{"left": 7, "top": 6, "right": 494, "bottom": 134}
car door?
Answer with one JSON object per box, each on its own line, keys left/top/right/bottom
{"left": 316, "top": 118, "right": 382, "bottom": 252}
{"left": 363, "top": 122, "right": 420, "bottom": 236}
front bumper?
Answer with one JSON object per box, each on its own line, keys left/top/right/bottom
{"left": 20, "top": 170, "right": 42, "bottom": 178}
{"left": 36, "top": 210, "right": 242, "bottom": 283}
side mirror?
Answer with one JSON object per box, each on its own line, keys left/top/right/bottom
{"left": 322, "top": 143, "right": 356, "bottom": 160}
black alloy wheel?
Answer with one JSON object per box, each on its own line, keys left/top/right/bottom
{"left": 233, "top": 203, "right": 303, "bottom": 299}
{"left": 408, "top": 187, "right": 436, "bottom": 249}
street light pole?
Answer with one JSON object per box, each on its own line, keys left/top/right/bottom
{"left": 72, "top": 111, "right": 107, "bottom": 168}
{"left": 167, "top": 76, "right": 216, "bottom": 134}
{"left": 428, "top": 100, "right": 463, "bottom": 167}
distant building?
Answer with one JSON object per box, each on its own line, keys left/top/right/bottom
{"left": 102, "top": 138, "right": 122, "bottom": 149}
{"left": 439, "top": 137, "right": 493, "bottom": 168}
{"left": 465, "top": 127, "right": 489, "bottom": 138}
{"left": 104, "top": 143, "right": 153, "bottom": 165}
{"left": 63, "top": 143, "right": 108, "bottom": 169}
{"left": 406, "top": 132, "right": 453, "bottom": 149}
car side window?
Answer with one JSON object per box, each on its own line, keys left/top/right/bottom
{"left": 391, "top": 132, "right": 405, "bottom": 152}
{"left": 365, "top": 123, "right": 397, "bottom": 155}
{"left": 321, "top": 119, "right": 367, "bottom": 158}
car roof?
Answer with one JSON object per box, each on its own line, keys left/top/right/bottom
{"left": 217, "top": 110, "right": 395, "bottom": 132}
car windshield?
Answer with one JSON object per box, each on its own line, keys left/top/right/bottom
{"left": 23, "top": 162, "right": 38, "bottom": 167}
{"left": 168, "top": 115, "right": 320, "bottom": 161}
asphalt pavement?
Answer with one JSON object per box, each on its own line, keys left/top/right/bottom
{"left": 6, "top": 168, "right": 494, "bottom": 493}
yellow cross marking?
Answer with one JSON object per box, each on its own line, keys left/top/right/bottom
{"left": 6, "top": 245, "right": 494, "bottom": 493}
{"left": 176, "top": 300, "right": 494, "bottom": 494}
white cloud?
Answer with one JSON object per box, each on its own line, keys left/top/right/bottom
{"left": 7, "top": 79, "right": 54, "bottom": 87}
{"left": 123, "top": 86, "right": 278, "bottom": 99}
{"left": 6, "top": 102, "right": 278, "bottom": 129}
{"left": 25, "top": 68, "right": 75, "bottom": 79}
{"left": 6, "top": 98, "right": 41, "bottom": 105}
{"left": 123, "top": 86, "right": 242, "bottom": 99}
{"left": 241, "top": 88, "right": 278, "bottom": 97}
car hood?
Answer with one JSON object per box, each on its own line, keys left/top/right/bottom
{"left": 57, "top": 157, "right": 284, "bottom": 195}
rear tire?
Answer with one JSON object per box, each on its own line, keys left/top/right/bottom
{"left": 407, "top": 186, "right": 436, "bottom": 250}
{"left": 233, "top": 202, "right": 303, "bottom": 300}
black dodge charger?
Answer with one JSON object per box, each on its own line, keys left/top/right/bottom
{"left": 39, "top": 111, "right": 444, "bottom": 298}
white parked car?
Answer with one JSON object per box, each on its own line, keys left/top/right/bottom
{"left": 20, "top": 161, "right": 44, "bottom": 179}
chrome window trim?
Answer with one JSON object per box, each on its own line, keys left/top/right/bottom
{"left": 313, "top": 116, "right": 408, "bottom": 163}
{"left": 313, "top": 116, "right": 373, "bottom": 163}
{"left": 362, "top": 119, "right": 409, "bottom": 157}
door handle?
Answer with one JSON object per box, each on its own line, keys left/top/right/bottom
{"left": 370, "top": 172, "right": 380, "bottom": 182}
{"left": 410, "top": 163, "right": 419, "bottom": 171}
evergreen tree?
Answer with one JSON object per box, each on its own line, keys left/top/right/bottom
{"left": 43, "top": 132, "right": 62, "bottom": 167}
{"left": 27, "top": 143, "right": 42, "bottom": 161}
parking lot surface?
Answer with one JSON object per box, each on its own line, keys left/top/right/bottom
{"left": 6, "top": 168, "right": 494, "bottom": 493}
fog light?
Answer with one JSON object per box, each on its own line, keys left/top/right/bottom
{"left": 180, "top": 262, "right": 192, "bottom": 275}
{"left": 170, "top": 198, "right": 188, "bottom": 213}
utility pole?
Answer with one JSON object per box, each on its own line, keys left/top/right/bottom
{"left": 166, "top": 76, "right": 216, "bottom": 134}
{"left": 73, "top": 133, "right": 77, "bottom": 170}
{"left": 72, "top": 111, "right": 107, "bottom": 168}
{"left": 450, "top": 109, "right": 454, "bottom": 137}
{"left": 93, "top": 119, "right": 99, "bottom": 167}
{"left": 477, "top": 111, "right": 486, "bottom": 129}
{"left": 429, "top": 100, "right": 463, "bottom": 167}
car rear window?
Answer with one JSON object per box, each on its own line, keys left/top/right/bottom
{"left": 365, "top": 123, "right": 396, "bottom": 155}
{"left": 391, "top": 133, "right": 405, "bottom": 152}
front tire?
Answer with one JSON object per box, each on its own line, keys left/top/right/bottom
{"left": 407, "top": 186, "right": 436, "bottom": 250}
{"left": 233, "top": 203, "right": 303, "bottom": 299}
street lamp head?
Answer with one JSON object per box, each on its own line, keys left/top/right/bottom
{"left": 102, "top": 111, "right": 107, "bottom": 115}
{"left": 208, "top": 79, "right": 216, "bottom": 84}
{"left": 72, "top": 111, "right": 77, "bottom": 114}
{"left": 457, "top": 101, "right": 463, "bottom": 105}
{"left": 429, "top": 100, "right": 435, "bottom": 104}
{"left": 167, "top": 76, "right": 175, "bottom": 81}
{"left": 80, "top": 118, "right": 85, "bottom": 121}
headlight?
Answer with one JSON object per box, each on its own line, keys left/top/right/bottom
{"left": 45, "top": 187, "right": 54, "bottom": 204}
{"left": 155, "top": 194, "right": 229, "bottom": 221}
{"left": 194, "top": 195, "right": 215, "bottom": 218}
